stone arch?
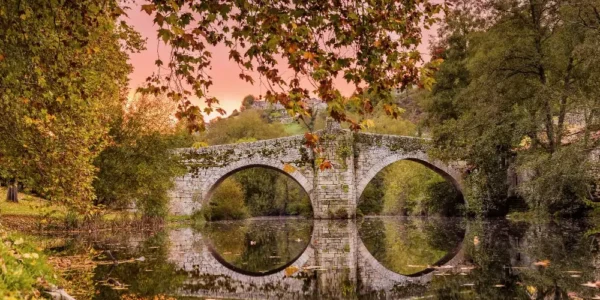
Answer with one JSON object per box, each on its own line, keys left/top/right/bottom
{"left": 199, "top": 158, "right": 315, "bottom": 210}
{"left": 356, "top": 152, "right": 464, "bottom": 207}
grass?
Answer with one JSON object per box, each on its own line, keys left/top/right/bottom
{"left": 284, "top": 123, "right": 307, "bottom": 135}
{"left": 0, "top": 187, "right": 66, "bottom": 217}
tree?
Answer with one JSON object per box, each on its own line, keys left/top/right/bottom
{"left": 138, "top": 0, "right": 444, "bottom": 132}
{"left": 202, "top": 178, "right": 249, "bottom": 221}
{"left": 199, "top": 109, "right": 287, "bottom": 145}
{"left": 93, "top": 95, "right": 189, "bottom": 218}
{"left": 0, "top": 0, "right": 143, "bottom": 211}
{"left": 241, "top": 95, "right": 256, "bottom": 111}
{"left": 424, "top": 0, "right": 600, "bottom": 215}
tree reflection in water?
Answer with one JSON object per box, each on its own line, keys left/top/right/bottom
{"left": 358, "top": 217, "right": 465, "bottom": 276}
{"left": 202, "top": 218, "right": 313, "bottom": 274}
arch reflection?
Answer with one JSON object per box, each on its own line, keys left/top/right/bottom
{"left": 358, "top": 217, "right": 465, "bottom": 276}
{"left": 201, "top": 218, "right": 313, "bottom": 276}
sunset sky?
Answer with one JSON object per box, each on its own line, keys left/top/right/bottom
{"left": 125, "top": 4, "right": 436, "bottom": 119}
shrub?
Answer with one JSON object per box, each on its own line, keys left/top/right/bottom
{"left": 202, "top": 178, "right": 249, "bottom": 221}
{"left": 518, "top": 146, "right": 593, "bottom": 216}
{"left": 0, "top": 227, "right": 57, "bottom": 298}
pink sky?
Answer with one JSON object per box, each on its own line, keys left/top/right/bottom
{"left": 125, "top": 4, "right": 436, "bottom": 119}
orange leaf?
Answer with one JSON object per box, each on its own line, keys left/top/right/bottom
{"left": 534, "top": 260, "right": 550, "bottom": 267}
{"left": 285, "top": 265, "right": 299, "bottom": 277}
{"left": 303, "top": 51, "right": 315, "bottom": 60}
{"left": 319, "top": 160, "right": 332, "bottom": 171}
{"left": 304, "top": 132, "right": 319, "bottom": 146}
{"left": 283, "top": 164, "right": 296, "bottom": 174}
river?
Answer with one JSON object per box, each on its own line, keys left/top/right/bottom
{"left": 47, "top": 217, "right": 600, "bottom": 299}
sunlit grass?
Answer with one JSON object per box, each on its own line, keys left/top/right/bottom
{"left": 284, "top": 123, "right": 307, "bottom": 135}
{"left": 0, "top": 187, "right": 66, "bottom": 217}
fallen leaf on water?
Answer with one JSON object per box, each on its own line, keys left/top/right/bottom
{"left": 473, "top": 236, "right": 480, "bottom": 246}
{"left": 592, "top": 295, "right": 600, "bottom": 299}
{"left": 568, "top": 292, "right": 583, "bottom": 299}
{"left": 583, "top": 281, "right": 600, "bottom": 288}
{"left": 494, "top": 284, "right": 505, "bottom": 288}
{"left": 571, "top": 274, "right": 582, "bottom": 278}
{"left": 462, "top": 283, "right": 474, "bottom": 286}
{"left": 285, "top": 266, "right": 299, "bottom": 277}
{"left": 534, "top": 260, "right": 550, "bottom": 267}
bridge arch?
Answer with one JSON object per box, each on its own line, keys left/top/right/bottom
{"left": 355, "top": 152, "right": 464, "bottom": 207}
{"left": 199, "top": 158, "right": 315, "bottom": 209}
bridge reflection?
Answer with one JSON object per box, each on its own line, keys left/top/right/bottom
{"left": 167, "top": 218, "right": 467, "bottom": 299}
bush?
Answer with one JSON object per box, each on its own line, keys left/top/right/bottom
{"left": 202, "top": 178, "right": 249, "bottom": 221}
{"left": 518, "top": 146, "right": 593, "bottom": 216}
{"left": 424, "top": 181, "right": 463, "bottom": 216}
{"left": 0, "top": 227, "right": 57, "bottom": 298}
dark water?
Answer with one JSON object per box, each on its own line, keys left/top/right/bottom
{"left": 51, "top": 217, "right": 600, "bottom": 299}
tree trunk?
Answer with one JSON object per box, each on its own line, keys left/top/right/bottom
{"left": 6, "top": 182, "right": 18, "bottom": 203}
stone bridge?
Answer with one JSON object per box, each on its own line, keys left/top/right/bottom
{"left": 167, "top": 219, "right": 467, "bottom": 299}
{"left": 169, "top": 122, "right": 464, "bottom": 217}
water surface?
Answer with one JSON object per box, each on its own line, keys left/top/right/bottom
{"left": 47, "top": 217, "right": 600, "bottom": 299}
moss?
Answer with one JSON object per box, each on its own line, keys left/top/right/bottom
{"left": 342, "top": 184, "right": 349, "bottom": 193}
{"left": 334, "top": 207, "right": 348, "bottom": 219}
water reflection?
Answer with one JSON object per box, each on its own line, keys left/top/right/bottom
{"left": 44, "top": 217, "right": 600, "bottom": 299}
{"left": 202, "top": 218, "right": 312, "bottom": 275}
{"left": 358, "top": 217, "right": 465, "bottom": 276}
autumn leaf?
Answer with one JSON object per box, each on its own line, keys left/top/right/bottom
{"left": 288, "top": 44, "right": 298, "bottom": 54}
{"left": 473, "top": 236, "right": 480, "bottom": 246}
{"left": 141, "top": 4, "right": 156, "bottom": 15}
{"left": 319, "top": 160, "right": 333, "bottom": 171}
{"left": 283, "top": 164, "right": 296, "bottom": 174}
{"left": 285, "top": 265, "right": 299, "bottom": 277}
{"left": 534, "top": 260, "right": 550, "bottom": 267}
{"left": 304, "top": 132, "right": 319, "bottom": 146}
{"left": 361, "top": 119, "right": 375, "bottom": 129}
{"left": 0, "top": 54, "right": 4, "bottom": 62}
{"left": 303, "top": 51, "right": 315, "bottom": 60}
